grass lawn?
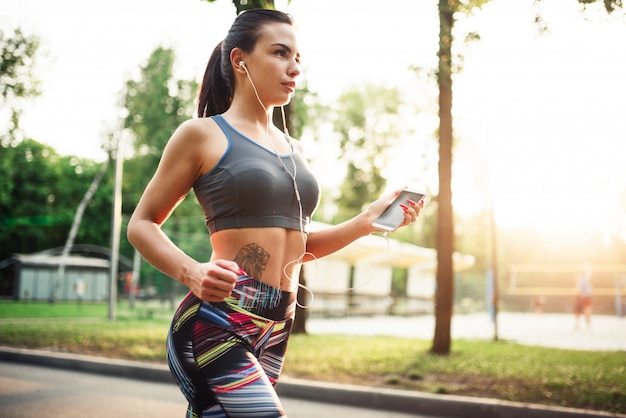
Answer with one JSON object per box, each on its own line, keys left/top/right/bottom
{"left": 0, "top": 300, "right": 624, "bottom": 413}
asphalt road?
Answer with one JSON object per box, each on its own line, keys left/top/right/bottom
{"left": 0, "top": 361, "right": 437, "bottom": 418}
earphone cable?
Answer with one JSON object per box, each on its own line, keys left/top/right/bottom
{"left": 243, "top": 63, "right": 314, "bottom": 306}
{"left": 242, "top": 63, "right": 381, "bottom": 307}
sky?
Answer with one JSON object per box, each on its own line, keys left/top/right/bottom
{"left": 2, "top": 0, "right": 626, "bottom": 241}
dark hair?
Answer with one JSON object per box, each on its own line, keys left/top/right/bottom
{"left": 197, "top": 9, "right": 294, "bottom": 118}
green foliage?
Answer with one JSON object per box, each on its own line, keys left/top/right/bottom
{"left": 0, "top": 28, "right": 114, "bottom": 262}
{"left": 332, "top": 84, "right": 404, "bottom": 221}
{"left": 121, "top": 46, "right": 198, "bottom": 214}
{"left": 160, "top": 195, "right": 213, "bottom": 261}
{"left": 289, "top": 79, "right": 324, "bottom": 140}
{"left": 0, "top": 140, "right": 113, "bottom": 260}
{"left": 200, "top": 0, "right": 278, "bottom": 14}
{"left": 120, "top": 46, "right": 212, "bottom": 291}
{"left": 577, "top": 0, "right": 624, "bottom": 13}
{"left": 233, "top": 0, "right": 276, "bottom": 13}
{"left": 0, "top": 28, "right": 40, "bottom": 101}
{"left": 449, "top": 0, "right": 491, "bottom": 14}
{"left": 123, "top": 47, "right": 197, "bottom": 162}
{"left": 0, "top": 28, "right": 41, "bottom": 145}
{"left": 120, "top": 46, "right": 203, "bottom": 259}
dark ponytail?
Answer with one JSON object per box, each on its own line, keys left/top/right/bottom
{"left": 196, "top": 9, "right": 294, "bottom": 118}
{"left": 197, "top": 41, "right": 231, "bottom": 118}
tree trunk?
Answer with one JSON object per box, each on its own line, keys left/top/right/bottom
{"left": 431, "top": 0, "right": 455, "bottom": 355}
{"left": 49, "top": 160, "right": 110, "bottom": 303}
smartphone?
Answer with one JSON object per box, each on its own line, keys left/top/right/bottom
{"left": 372, "top": 188, "right": 425, "bottom": 232}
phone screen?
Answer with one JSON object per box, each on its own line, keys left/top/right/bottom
{"left": 372, "top": 189, "right": 425, "bottom": 232}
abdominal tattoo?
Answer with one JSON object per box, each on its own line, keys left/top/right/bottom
{"left": 234, "top": 243, "right": 269, "bottom": 279}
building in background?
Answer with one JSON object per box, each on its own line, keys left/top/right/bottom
{"left": 0, "top": 245, "right": 132, "bottom": 302}
{"left": 303, "top": 222, "right": 475, "bottom": 317}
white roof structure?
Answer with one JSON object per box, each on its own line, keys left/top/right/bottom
{"left": 308, "top": 221, "right": 475, "bottom": 272}
{"left": 9, "top": 253, "right": 110, "bottom": 269}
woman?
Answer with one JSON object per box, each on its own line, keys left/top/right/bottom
{"left": 127, "top": 9, "right": 423, "bottom": 418}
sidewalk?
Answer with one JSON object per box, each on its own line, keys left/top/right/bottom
{"left": 306, "top": 312, "right": 626, "bottom": 351}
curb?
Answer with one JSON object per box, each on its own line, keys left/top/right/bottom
{"left": 1, "top": 346, "right": 623, "bottom": 418}
{"left": 0, "top": 346, "right": 173, "bottom": 383}
{"left": 276, "top": 378, "right": 625, "bottom": 418}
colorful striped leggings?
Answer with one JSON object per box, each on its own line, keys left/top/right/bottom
{"left": 167, "top": 275, "right": 295, "bottom": 417}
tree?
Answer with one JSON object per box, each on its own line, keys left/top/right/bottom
{"left": 201, "top": 0, "right": 278, "bottom": 15}
{"left": 333, "top": 84, "right": 404, "bottom": 220}
{"left": 0, "top": 140, "right": 113, "bottom": 261}
{"left": 0, "top": 28, "right": 41, "bottom": 146}
{"left": 577, "top": 0, "right": 623, "bottom": 13}
{"left": 121, "top": 46, "right": 200, "bottom": 302}
{"left": 432, "top": 0, "right": 488, "bottom": 355}
{"left": 122, "top": 45, "right": 198, "bottom": 234}
{"left": 123, "top": 46, "right": 197, "bottom": 167}
{"left": 1, "top": 28, "right": 117, "bottom": 304}
{"left": 431, "top": 0, "right": 623, "bottom": 355}
{"left": 49, "top": 160, "right": 110, "bottom": 303}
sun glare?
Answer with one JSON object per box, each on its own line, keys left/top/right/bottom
{"left": 451, "top": 0, "right": 626, "bottom": 240}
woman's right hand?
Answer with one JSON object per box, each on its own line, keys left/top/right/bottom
{"left": 187, "top": 259, "right": 242, "bottom": 302}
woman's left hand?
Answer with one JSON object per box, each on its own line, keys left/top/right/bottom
{"left": 398, "top": 194, "right": 424, "bottom": 228}
{"left": 367, "top": 188, "right": 425, "bottom": 232}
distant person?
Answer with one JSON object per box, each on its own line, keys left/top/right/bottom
{"left": 127, "top": 9, "right": 424, "bottom": 417}
{"left": 574, "top": 263, "right": 593, "bottom": 329}
{"left": 533, "top": 294, "right": 546, "bottom": 314}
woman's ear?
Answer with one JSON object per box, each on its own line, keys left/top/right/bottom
{"left": 230, "top": 48, "right": 246, "bottom": 74}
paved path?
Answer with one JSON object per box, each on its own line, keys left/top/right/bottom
{"left": 0, "top": 361, "right": 440, "bottom": 418}
{"left": 307, "top": 312, "right": 626, "bottom": 351}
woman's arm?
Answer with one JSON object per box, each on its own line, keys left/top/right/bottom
{"left": 127, "top": 119, "right": 240, "bottom": 301}
{"left": 303, "top": 189, "right": 424, "bottom": 261}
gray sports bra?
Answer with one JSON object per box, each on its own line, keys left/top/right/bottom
{"left": 193, "top": 115, "right": 320, "bottom": 234}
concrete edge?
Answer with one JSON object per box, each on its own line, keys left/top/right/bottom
{"left": 1, "top": 346, "right": 623, "bottom": 418}
{"left": 0, "top": 345, "right": 174, "bottom": 383}
{"left": 275, "top": 377, "right": 626, "bottom": 418}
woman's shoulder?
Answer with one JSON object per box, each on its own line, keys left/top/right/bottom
{"left": 166, "top": 117, "right": 225, "bottom": 149}
{"left": 164, "top": 117, "right": 229, "bottom": 174}
{"left": 175, "top": 117, "right": 220, "bottom": 138}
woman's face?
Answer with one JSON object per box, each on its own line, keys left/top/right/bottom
{"left": 245, "top": 22, "right": 301, "bottom": 107}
